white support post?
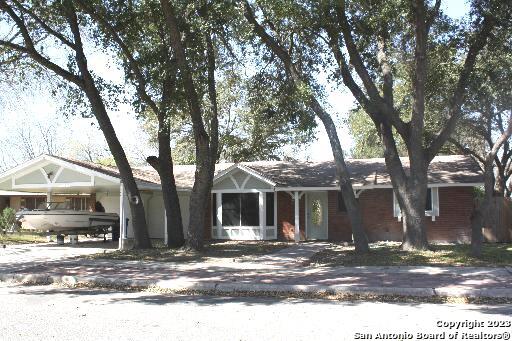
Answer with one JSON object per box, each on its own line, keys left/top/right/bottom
{"left": 119, "top": 183, "right": 126, "bottom": 250}
{"left": 294, "top": 191, "right": 300, "bottom": 243}
{"left": 274, "top": 192, "right": 277, "bottom": 239}
{"left": 46, "top": 190, "right": 52, "bottom": 205}
{"left": 259, "top": 191, "right": 265, "bottom": 240}
{"left": 216, "top": 192, "right": 222, "bottom": 237}
{"left": 164, "top": 208, "right": 168, "bottom": 245}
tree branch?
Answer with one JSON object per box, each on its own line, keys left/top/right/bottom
{"left": 426, "top": 16, "right": 495, "bottom": 161}
{"left": 206, "top": 31, "right": 219, "bottom": 165}
{"left": 11, "top": 0, "right": 77, "bottom": 49}
{"left": 426, "top": 0, "right": 441, "bottom": 31}
{"left": 335, "top": 1, "right": 409, "bottom": 138}
{"left": 160, "top": 0, "right": 209, "bottom": 149}
{"left": 75, "top": 0, "right": 161, "bottom": 117}
{"left": 0, "top": 1, "right": 83, "bottom": 86}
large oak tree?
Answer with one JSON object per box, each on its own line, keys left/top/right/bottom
{"left": 0, "top": 0, "right": 152, "bottom": 248}
{"left": 244, "top": 0, "right": 369, "bottom": 253}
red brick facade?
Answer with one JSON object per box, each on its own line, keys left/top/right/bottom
{"left": 276, "top": 191, "right": 306, "bottom": 241}
{"left": 274, "top": 187, "right": 475, "bottom": 243}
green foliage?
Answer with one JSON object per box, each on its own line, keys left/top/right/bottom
{"left": 473, "top": 186, "right": 485, "bottom": 199}
{"left": 0, "top": 207, "right": 17, "bottom": 233}
{"left": 348, "top": 107, "right": 382, "bottom": 158}
{"left": 342, "top": 0, "right": 509, "bottom": 159}
{"left": 126, "top": 0, "right": 319, "bottom": 164}
{"left": 452, "top": 25, "right": 512, "bottom": 155}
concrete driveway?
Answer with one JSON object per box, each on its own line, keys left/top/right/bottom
{"left": 0, "top": 240, "right": 116, "bottom": 269}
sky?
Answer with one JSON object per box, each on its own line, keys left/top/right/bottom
{"left": 0, "top": 0, "right": 470, "bottom": 169}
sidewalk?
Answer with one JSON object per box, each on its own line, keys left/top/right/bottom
{"left": 1, "top": 249, "right": 512, "bottom": 298}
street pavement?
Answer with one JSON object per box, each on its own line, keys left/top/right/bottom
{"left": 1, "top": 241, "right": 512, "bottom": 298}
{"left": 1, "top": 283, "right": 511, "bottom": 341}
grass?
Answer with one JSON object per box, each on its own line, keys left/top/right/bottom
{"left": 87, "top": 240, "right": 291, "bottom": 262}
{"left": 308, "top": 242, "right": 512, "bottom": 267}
{"left": 0, "top": 232, "right": 48, "bottom": 245}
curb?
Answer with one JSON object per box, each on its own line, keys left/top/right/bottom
{"left": 2, "top": 273, "right": 512, "bottom": 298}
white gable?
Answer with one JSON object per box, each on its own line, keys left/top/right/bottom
{"left": 213, "top": 167, "right": 274, "bottom": 191}
{"left": 0, "top": 155, "right": 120, "bottom": 193}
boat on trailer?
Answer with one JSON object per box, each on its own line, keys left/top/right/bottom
{"left": 16, "top": 202, "right": 119, "bottom": 234}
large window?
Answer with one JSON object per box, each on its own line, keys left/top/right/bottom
{"left": 266, "top": 192, "right": 274, "bottom": 226}
{"left": 20, "top": 197, "right": 46, "bottom": 210}
{"left": 66, "top": 197, "right": 92, "bottom": 211}
{"left": 425, "top": 188, "right": 432, "bottom": 211}
{"left": 393, "top": 187, "right": 439, "bottom": 219}
{"left": 211, "top": 194, "right": 217, "bottom": 226}
{"left": 222, "top": 193, "right": 260, "bottom": 227}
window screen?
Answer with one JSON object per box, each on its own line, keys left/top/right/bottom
{"left": 221, "top": 193, "right": 260, "bottom": 227}
{"left": 241, "top": 193, "right": 259, "bottom": 226}
{"left": 425, "top": 188, "right": 432, "bottom": 211}
{"left": 266, "top": 192, "right": 274, "bottom": 226}
{"left": 222, "top": 193, "right": 240, "bottom": 226}
{"left": 212, "top": 194, "right": 217, "bottom": 226}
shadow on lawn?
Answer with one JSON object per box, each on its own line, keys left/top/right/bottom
{"left": 309, "top": 243, "right": 512, "bottom": 267}
{"left": 84, "top": 240, "right": 292, "bottom": 263}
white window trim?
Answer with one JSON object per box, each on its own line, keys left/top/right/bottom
{"left": 393, "top": 187, "right": 439, "bottom": 222}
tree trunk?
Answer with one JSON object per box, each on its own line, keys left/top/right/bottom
{"left": 147, "top": 118, "right": 185, "bottom": 248}
{"left": 311, "top": 101, "right": 369, "bottom": 253}
{"left": 160, "top": 0, "right": 218, "bottom": 251}
{"left": 64, "top": 1, "right": 151, "bottom": 249}
{"left": 243, "top": 2, "right": 369, "bottom": 253}
{"left": 186, "top": 135, "right": 214, "bottom": 251}
{"left": 399, "top": 185, "right": 429, "bottom": 250}
{"left": 471, "top": 161, "right": 494, "bottom": 257}
{"left": 159, "top": 131, "right": 185, "bottom": 248}
{"left": 495, "top": 170, "right": 506, "bottom": 197}
{"left": 83, "top": 88, "right": 151, "bottom": 249}
{"left": 379, "top": 122, "right": 429, "bottom": 250}
{"left": 470, "top": 205, "right": 484, "bottom": 258}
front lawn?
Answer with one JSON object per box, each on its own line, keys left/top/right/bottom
{"left": 87, "top": 240, "right": 291, "bottom": 262}
{"left": 0, "top": 232, "right": 48, "bottom": 245}
{"left": 308, "top": 242, "right": 512, "bottom": 267}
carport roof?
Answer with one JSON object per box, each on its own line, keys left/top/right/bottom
{"left": 54, "top": 154, "right": 483, "bottom": 190}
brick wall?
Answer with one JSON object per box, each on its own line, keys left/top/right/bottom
{"left": 426, "top": 187, "right": 473, "bottom": 242}
{"left": 276, "top": 191, "right": 305, "bottom": 241}
{"left": 327, "top": 187, "right": 474, "bottom": 243}
{"left": 327, "top": 191, "right": 355, "bottom": 241}
{"left": 206, "top": 186, "right": 475, "bottom": 243}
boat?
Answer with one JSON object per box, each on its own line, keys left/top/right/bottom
{"left": 16, "top": 202, "right": 119, "bottom": 234}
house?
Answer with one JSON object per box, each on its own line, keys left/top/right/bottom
{"left": 0, "top": 154, "right": 483, "bottom": 247}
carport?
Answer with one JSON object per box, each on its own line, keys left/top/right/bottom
{"left": 0, "top": 155, "right": 178, "bottom": 249}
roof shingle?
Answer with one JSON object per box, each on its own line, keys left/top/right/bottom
{"left": 55, "top": 154, "right": 483, "bottom": 190}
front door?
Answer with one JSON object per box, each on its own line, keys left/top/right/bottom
{"left": 306, "top": 192, "right": 328, "bottom": 240}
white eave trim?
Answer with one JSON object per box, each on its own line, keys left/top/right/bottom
{"left": 274, "top": 182, "right": 484, "bottom": 191}
{"left": 427, "top": 182, "right": 484, "bottom": 188}
{"left": 213, "top": 164, "right": 276, "bottom": 187}
{"left": 137, "top": 182, "right": 191, "bottom": 192}
{"left": 0, "top": 155, "right": 47, "bottom": 179}
{"left": 44, "top": 155, "right": 121, "bottom": 184}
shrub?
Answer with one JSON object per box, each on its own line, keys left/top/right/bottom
{"left": 0, "top": 207, "right": 17, "bottom": 233}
